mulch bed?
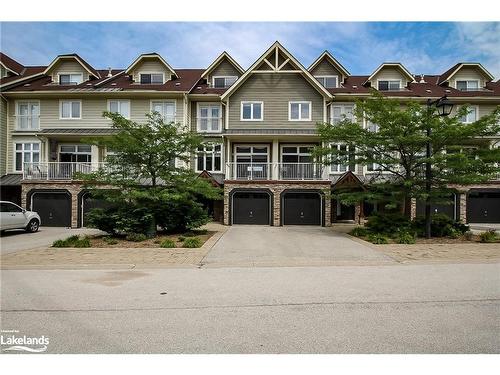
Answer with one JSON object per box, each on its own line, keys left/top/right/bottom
{"left": 84, "top": 231, "right": 216, "bottom": 248}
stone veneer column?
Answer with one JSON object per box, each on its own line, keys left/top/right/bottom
{"left": 354, "top": 203, "right": 361, "bottom": 224}
{"left": 272, "top": 186, "right": 282, "bottom": 226}
{"left": 324, "top": 196, "right": 331, "bottom": 226}
{"left": 410, "top": 198, "right": 417, "bottom": 219}
{"left": 223, "top": 184, "right": 230, "bottom": 225}
{"left": 458, "top": 192, "right": 467, "bottom": 223}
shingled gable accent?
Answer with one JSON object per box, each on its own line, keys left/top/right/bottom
{"left": 201, "top": 51, "right": 244, "bottom": 79}
{"left": 308, "top": 50, "right": 350, "bottom": 79}
{"left": 220, "top": 41, "right": 333, "bottom": 100}
{"left": 331, "top": 170, "right": 365, "bottom": 190}
{"left": 125, "top": 53, "right": 178, "bottom": 78}
{"left": 364, "top": 62, "right": 416, "bottom": 86}
{"left": 438, "top": 62, "right": 495, "bottom": 85}
{"left": 44, "top": 54, "right": 101, "bottom": 79}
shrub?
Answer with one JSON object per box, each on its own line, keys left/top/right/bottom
{"left": 52, "top": 235, "right": 91, "bottom": 248}
{"left": 183, "top": 231, "right": 197, "bottom": 238}
{"left": 125, "top": 233, "right": 147, "bottom": 242}
{"left": 178, "top": 236, "right": 186, "bottom": 242}
{"left": 365, "top": 213, "right": 412, "bottom": 235}
{"left": 479, "top": 230, "right": 498, "bottom": 243}
{"left": 103, "top": 236, "right": 119, "bottom": 245}
{"left": 396, "top": 231, "right": 416, "bottom": 244}
{"left": 367, "top": 233, "right": 389, "bottom": 244}
{"left": 413, "top": 214, "right": 469, "bottom": 238}
{"left": 349, "top": 226, "right": 370, "bottom": 237}
{"left": 160, "top": 239, "right": 176, "bottom": 248}
{"left": 191, "top": 229, "right": 208, "bottom": 235}
{"left": 183, "top": 237, "right": 202, "bottom": 248}
{"left": 86, "top": 206, "right": 155, "bottom": 236}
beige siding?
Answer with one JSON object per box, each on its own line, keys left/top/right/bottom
{"left": 370, "top": 67, "right": 411, "bottom": 88}
{"left": 208, "top": 59, "right": 241, "bottom": 84}
{"left": 228, "top": 73, "right": 324, "bottom": 129}
{"left": 47, "top": 60, "right": 90, "bottom": 82}
{"left": 310, "top": 59, "right": 342, "bottom": 78}
{"left": 449, "top": 67, "right": 489, "bottom": 88}
{"left": 0, "top": 97, "right": 7, "bottom": 175}
{"left": 190, "top": 100, "right": 224, "bottom": 132}
{"left": 131, "top": 58, "right": 173, "bottom": 83}
{"left": 1, "top": 65, "right": 8, "bottom": 78}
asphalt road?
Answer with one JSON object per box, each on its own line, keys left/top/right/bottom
{"left": 1, "top": 263, "right": 499, "bottom": 353}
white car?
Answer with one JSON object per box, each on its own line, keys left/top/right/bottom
{"left": 0, "top": 201, "right": 41, "bottom": 233}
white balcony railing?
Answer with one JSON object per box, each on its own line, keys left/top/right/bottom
{"left": 196, "top": 117, "right": 222, "bottom": 132}
{"left": 23, "top": 162, "right": 107, "bottom": 180}
{"left": 225, "top": 162, "right": 325, "bottom": 181}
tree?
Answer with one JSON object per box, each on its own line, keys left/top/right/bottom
{"left": 315, "top": 92, "right": 500, "bottom": 237}
{"left": 80, "top": 111, "right": 222, "bottom": 235}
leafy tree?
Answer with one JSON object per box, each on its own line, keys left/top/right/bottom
{"left": 315, "top": 92, "right": 500, "bottom": 237}
{"left": 80, "top": 111, "right": 222, "bottom": 235}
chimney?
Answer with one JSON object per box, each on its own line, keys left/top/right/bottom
{"left": 107, "top": 67, "right": 113, "bottom": 78}
{"left": 419, "top": 74, "right": 426, "bottom": 83}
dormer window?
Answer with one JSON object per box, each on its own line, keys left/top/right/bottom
{"left": 378, "top": 80, "right": 401, "bottom": 91}
{"left": 140, "top": 73, "right": 164, "bottom": 84}
{"left": 213, "top": 76, "right": 238, "bottom": 88}
{"left": 315, "top": 76, "right": 338, "bottom": 88}
{"left": 59, "top": 73, "right": 83, "bottom": 85}
{"left": 456, "top": 80, "right": 480, "bottom": 91}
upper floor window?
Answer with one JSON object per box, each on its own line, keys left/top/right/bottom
{"left": 58, "top": 73, "right": 83, "bottom": 85}
{"left": 241, "top": 101, "right": 263, "bottom": 121}
{"left": 366, "top": 120, "right": 379, "bottom": 133}
{"left": 330, "top": 144, "right": 350, "bottom": 173}
{"left": 378, "top": 80, "right": 401, "bottom": 91}
{"left": 108, "top": 100, "right": 130, "bottom": 119}
{"left": 16, "top": 101, "right": 40, "bottom": 130}
{"left": 197, "top": 103, "right": 221, "bottom": 133}
{"left": 151, "top": 100, "right": 176, "bottom": 122}
{"left": 331, "top": 104, "right": 354, "bottom": 124}
{"left": 289, "top": 101, "right": 311, "bottom": 121}
{"left": 60, "top": 100, "right": 81, "bottom": 119}
{"left": 15, "top": 142, "right": 40, "bottom": 171}
{"left": 196, "top": 144, "right": 222, "bottom": 172}
{"left": 456, "top": 80, "right": 480, "bottom": 91}
{"left": 212, "top": 76, "right": 238, "bottom": 88}
{"left": 315, "top": 76, "right": 338, "bottom": 88}
{"left": 140, "top": 73, "right": 164, "bottom": 84}
{"left": 459, "top": 107, "right": 477, "bottom": 123}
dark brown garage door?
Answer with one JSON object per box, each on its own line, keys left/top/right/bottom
{"left": 31, "top": 191, "right": 71, "bottom": 227}
{"left": 283, "top": 192, "right": 321, "bottom": 225}
{"left": 232, "top": 192, "right": 270, "bottom": 225}
{"left": 416, "top": 194, "right": 457, "bottom": 220}
{"left": 467, "top": 190, "right": 500, "bottom": 223}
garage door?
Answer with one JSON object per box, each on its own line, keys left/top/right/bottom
{"left": 232, "top": 192, "right": 270, "bottom": 225}
{"left": 283, "top": 192, "right": 321, "bottom": 225}
{"left": 467, "top": 190, "right": 500, "bottom": 223}
{"left": 416, "top": 194, "right": 457, "bottom": 220}
{"left": 31, "top": 191, "right": 71, "bottom": 227}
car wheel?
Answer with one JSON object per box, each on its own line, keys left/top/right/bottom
{"left": 26, "top": 219, "right": 40, "bottom": 233}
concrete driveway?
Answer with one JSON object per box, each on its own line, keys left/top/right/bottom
{"left": 0, "top": 227, "right": 104, "bottom": 255}
{"left": 203, "top": 226, "right": 394, "bottom": 267}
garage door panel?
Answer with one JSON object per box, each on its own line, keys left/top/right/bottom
{"left": 467, "top": 191, "right": 500, "bottom": 223}
{"left": 232, "top": 192, "right": 270, "bottom": 225}
{"left": 32, "top": 192, "right": 71, "bottom": 227}
{"left": 283, "top": 192, "right": 321, "bottom": 225}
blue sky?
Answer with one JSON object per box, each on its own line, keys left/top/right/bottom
{"left": 1, "top": 22, "right": 499, "bottom": 78}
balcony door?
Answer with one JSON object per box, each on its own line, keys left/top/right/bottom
{"left": 234, "top": 145, "right": 269, "bottom": 180}
{"left": 57, "top": 145, "right": 93, "bottom": 178}
{"left": 280, "top": 145, "right": 319, "bottom": 180}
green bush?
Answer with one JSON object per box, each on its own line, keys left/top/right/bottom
{"left": 160, "top": 239, "right": 176, "bottom": 248}
{"left": 479, "top": 230, "right": 498, "bottom": 243}
{"left": 191, "top": 229, "right": 208, "bottom": 235}
{"left": 86, "top": 206, "right": 155, "bottom": 236}
{"left": 367, "top": 233, "right": 389, "bottom": 244}
{"left": 125, "top": 233, "right": 147, "bottom": 242}
{"left": 183, "top": 237, "right": 202, "bottom": 248}
{"left": 183, "top": 231, "right": 197, "bottom": 238}
{"left": 412, "top": 214, "right": 469, "bottom": 238}
{"left": 396, "top": 231, "right": 416, "bottom": 244}
{"left": 349, "top": 227, "right": 370, "bottom": 237}
{"left": 366, "top": 213, "right": 412, "bottom": 235}
{"left": 52, "top": 235, "right": 91, "bottom": 248}
{"left": 178, "top": 236, "right": 186, "bottom": 242}
{"left": 103, "top": 236, "right": 119, "bottom": 245}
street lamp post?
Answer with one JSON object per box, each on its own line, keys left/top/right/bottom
{"left": 425, "top": 95, "right": 454, "bottom": 239}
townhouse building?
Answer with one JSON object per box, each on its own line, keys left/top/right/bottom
{"left": 1, "top": 42, "right": 499, "bottom": 228}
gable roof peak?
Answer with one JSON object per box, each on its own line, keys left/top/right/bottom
{"left": 365, "top": 62, "right": 415, "bottom": 85}
{"left": 201, "top": 51, "right": 244, "bottom": 78}
{"left": 43, "top": 53, "right": 100, "bottom": 79}
{"left": 125, "top": 53, "right": 178, "bottom": 78}
{"left": 0, "top": 52, "right": 25, "bottom": 75}
{"left": 308, "top": 50, "right": 350, "bottom": 77}
{"left": 438, "top": 62, "right": 494, "bottom": 85}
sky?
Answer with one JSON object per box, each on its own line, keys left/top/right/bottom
{"left": 1, "top": 22, "right": 499, "bottom": 79}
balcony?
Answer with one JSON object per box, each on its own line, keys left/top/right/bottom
{"left": 226, "top": 162, "right": 326, "bottom": 181}
{"left": 23, "top": 162, "right": 107, "bottom": 181}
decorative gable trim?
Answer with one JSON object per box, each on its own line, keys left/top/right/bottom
{"left": 125, "top": 53, "right": 178, "bottom": 78}
{"left": 44, "top": 54, "right": 100, "bottom": 79}
{"left": 331, "top": 170, "right": 365, "bottom": 190}
{"left": 364, "top": 63, "right": 415, "bottom": 86}
{"left": 438, "top": 63, "right": 494, "bottom": 85}
{"left": 201, "top": 51, "right": 244, "bottom": 79}
{"left": 308, "top": 50, "right": 350, "bottom": 78}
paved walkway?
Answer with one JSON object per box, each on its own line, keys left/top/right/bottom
{"left": 202, "top": 226, "right": 394, "bottom": 267}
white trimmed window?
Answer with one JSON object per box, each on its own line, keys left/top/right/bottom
{"left": 366, "top": 120, "right": 380, "bottom": 133}
{"left": 331, "top": 104, "right": 354, "bottom": 124}
{"left": 212, "top": 76, "right": 238, "bottom": 88}
{"left": 197, "top": 103, "right": 221, "bottom": 133}
{"left": 140, "top": 73, "right": 164, "bottom": 84}
{"left": 289, "top": 101, "right": 311, "bottom": 121}
{"left": 60, "top": 100, "right": 81, "bottom": 119}
{"left": 151, "top": 101, "right": 176, "bottom": 122}
{"left": 15, "top": 142, "right": 40, "bottom": 171}
{"left": 241, "top": 101, "right": 263, "bottom": 121}
{"left": 196, "top": 144, "right": 222, "bottom": 172}
{"left": 108, "top": 100, "right": 130, "bottom": 119}
{"left": 16, "top": 101, "right": 40, "bottom": 130}
{"left": 58, "top": 73, "right": 83, "bottom": 85}
{"left": 315, "top": 76, "right": 338, "bottom": 88}
{"left": 459, "top": 106, "right": 477, "bottom": 123}
{"left": 330, "top": 144, "right": 350, "bottom": 173}
{"left": 378, "top": 80, "right": 401, "bottom": 91}
{"left": 456, "top": 80, "right": 480, "bottom": 91}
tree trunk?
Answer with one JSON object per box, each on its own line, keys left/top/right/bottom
{"left": 403, "top": 196, "right": 412, "bottom": 218}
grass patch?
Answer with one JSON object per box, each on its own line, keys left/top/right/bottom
{"left": 52, "top": 235, "right": 91, "bottom": 248}
{"left": 125, "top": 233, "right": 147, "bottom": 242}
